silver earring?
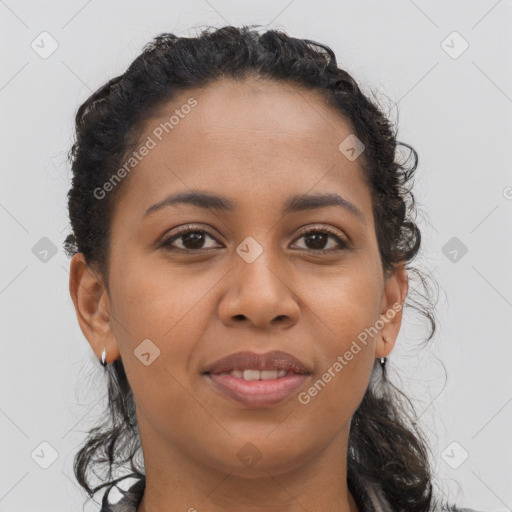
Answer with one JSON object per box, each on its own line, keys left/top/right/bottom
{"left": 101, "top": 346, "right": 107, "bottom": 367}
{"left": 380, "top": 336, "right": 389, "bottom": 367}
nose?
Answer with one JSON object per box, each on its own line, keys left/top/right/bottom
{"left": 218, "top": 253, "right": 300, "bottom": 331}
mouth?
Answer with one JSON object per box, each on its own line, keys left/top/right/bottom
{"left": 206, "top": 368, "right": 304, "bottom": 380}
{"left": 202, "top": 350, "right": 312, "bottom": 408}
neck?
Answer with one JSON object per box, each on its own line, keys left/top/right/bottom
{"left": 135, "top": 415, "right": 359, "bottom": 512}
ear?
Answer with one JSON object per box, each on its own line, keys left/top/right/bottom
{"left": 69, "top": 253, "right": 120, "bottom": 364}
{"left": 375, "top": 262, "right": 409, "bottom": 360}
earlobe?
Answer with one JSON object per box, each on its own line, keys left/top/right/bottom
{"left": 69, "top": 253, "right": 120, "bottom": 364}
{"left": 377, "top": 262, "right": 408, "bottom": 359}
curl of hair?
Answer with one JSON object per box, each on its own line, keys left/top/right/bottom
{"left": 65, "top": 25, "right": 443, "bottom": 511}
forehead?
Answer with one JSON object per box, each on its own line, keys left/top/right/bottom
{"left": 147, "top": 77, "right": 352, "bottom": 150}
{"left": 114, "top": 77, "right": 373, "bottom": 222}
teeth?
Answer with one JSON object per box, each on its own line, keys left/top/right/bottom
{"left": 243, "top": 369, "right": 262, "bottom": 381}
{"left": 228, "top": 369, "right": 289, "bottom": 380}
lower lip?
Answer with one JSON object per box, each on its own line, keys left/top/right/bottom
{"left": 205, "top": 373, "right": 310, "bottom": 408}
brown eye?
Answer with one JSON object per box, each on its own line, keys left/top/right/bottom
{"left": 292, "top": 228, "right": 348, "bottom": 253}
{"left": 158, "top": 225, "right": 348, "bottom": 254}
{"left": 160, "top": 227, "right": 221, "bottom": 252}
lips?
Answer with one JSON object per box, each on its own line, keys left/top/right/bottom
{"left": 202, "top": 350, "right": 312, "bottom": 375}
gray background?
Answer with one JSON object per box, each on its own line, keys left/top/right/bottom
{"left": 0, "top": 0, "right": 511, "bottom": 511}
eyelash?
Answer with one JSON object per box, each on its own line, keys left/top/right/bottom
{"left": 159, "top": 225, "right": 349, "bottom": 254}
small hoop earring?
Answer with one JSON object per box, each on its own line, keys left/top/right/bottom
{"left": 380, "top": 336, "right": 390, "bottom": 367}
{"left": 100, "top": 346, "right": 107, "bottom": 367}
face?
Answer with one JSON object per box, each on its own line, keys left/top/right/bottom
{"left": 70, "top": 77, "right": 407, "bottom": 479}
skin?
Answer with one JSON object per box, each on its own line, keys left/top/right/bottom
{"left": 69, "top": 76, "right": 408, "bottom": 512}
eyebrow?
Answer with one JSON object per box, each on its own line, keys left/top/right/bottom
{"left": 143, "top": 190, "right": 366, "bottom": 225}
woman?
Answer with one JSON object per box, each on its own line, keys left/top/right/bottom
{"left": 65, "top": 25, "right": 481, "bottom": 512}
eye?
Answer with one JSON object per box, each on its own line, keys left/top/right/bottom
{"left": 291, "top": 227, "right": 349, "bottom": 254}
{"left": 159, "top": 226, "right": 222, "bottom": 252}
{"left": 158, "top": 225, "right": 349, "bottom": 254}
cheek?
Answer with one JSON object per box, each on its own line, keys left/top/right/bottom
{"left": 300, "top": 268, "right": 381, "bottom": 395}
{"left": 303, "top": 262, "right": 382, "bottom": 342}
{"left": 108, "top": 258, "right": 220, "bottom": 397}
{"left": 108, "top": 262, "right": 211, "bottom": 427}
{"left": 294, "top": 284, "right": 379, "bottom": 428}
{"left": 110, "top": 256, "right": 213, "bottom": 342}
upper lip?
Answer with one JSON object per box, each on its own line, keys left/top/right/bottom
{"left": 203, "top": 350, "right": 312, "bottom": 374}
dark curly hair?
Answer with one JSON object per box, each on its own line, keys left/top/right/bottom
{"left": 64, "top": 25, "right": 446, "bottom": 511}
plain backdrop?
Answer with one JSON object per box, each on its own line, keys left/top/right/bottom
{"left": 1, "top": 1, "right": 511, "bottom": 511}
